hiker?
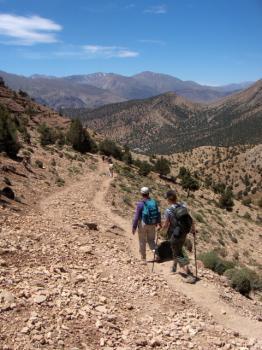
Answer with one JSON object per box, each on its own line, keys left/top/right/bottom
{"left": 162, "top": 190, "right": 196, "bottom": 283}
{"left": 132, "top": 187, "right": 161, "bottom": 263}
{"left": 108, "top": 158, "right": 114, "bottom": 177}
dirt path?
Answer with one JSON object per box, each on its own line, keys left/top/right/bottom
{"left": 1, "top": 161, "right": 261, "bottom": 349}
{"left": 94, "top": 162, "right": 262, "bottom": 341}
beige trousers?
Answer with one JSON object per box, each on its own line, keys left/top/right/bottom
{"left": 137, "top": 223, "right": 157, "bottom": 260}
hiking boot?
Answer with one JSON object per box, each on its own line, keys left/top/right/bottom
{"left": 184, "top": 275, "right": 196, "bottom": 284}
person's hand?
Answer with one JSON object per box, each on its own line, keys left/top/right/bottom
{"left": 132, "top": 229, "right": 136, "bottom": 235}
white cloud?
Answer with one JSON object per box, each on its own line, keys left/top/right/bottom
{"left": 144, "top": 5, "right": 167, "bottom": 14}
{"left": 82, "top": 45, "right": 139, "bottom": 58}
{"left": 0, "top": 13, "right": 62, "bottom": 45}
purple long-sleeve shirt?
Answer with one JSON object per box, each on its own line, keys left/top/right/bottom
{"left": 132, "top": 200, "right": 145, "bottom": 231}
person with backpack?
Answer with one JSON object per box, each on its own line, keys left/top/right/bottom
{"left": 162, "top": 190, "right": 196, "bottom": 283}
{"left": 132, "top": 187, "right": 161, "bottom": 263}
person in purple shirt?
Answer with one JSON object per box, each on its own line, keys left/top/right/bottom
{"left": 132, "top": 187, "right": 161, "bottom": 263}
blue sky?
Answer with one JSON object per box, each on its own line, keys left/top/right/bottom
{"left": 0, "top": 0, "right": 261, "bottom": 84}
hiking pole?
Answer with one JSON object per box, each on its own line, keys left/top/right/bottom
{"left": 193, "top": 233, "right": 198, "bottom": 280}
{"left": 152, "top": 230, "right": 159, "bottom": 273}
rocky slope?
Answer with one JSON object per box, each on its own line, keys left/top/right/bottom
{"left": 70, "top": 80, "right": 262, "bottom": 153}
{"left": 1, "top": 162, "right": 261, "bottom": 349}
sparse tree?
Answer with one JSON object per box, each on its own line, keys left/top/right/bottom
{"left": 67, "top": 119, "right": 97, "bottom": 153}
{"left": 0, "top": 106, "right": 20, "bottom": 158}
{"left": 154, "top": 156, "right": 170, "bottom": 176}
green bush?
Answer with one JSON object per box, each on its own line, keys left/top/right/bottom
{"left": 138, "top": 160, "right": 152, "bottom": 176}
{"left": 199, "top": 251, "right": 220, "bottom": 271}
{"left": 0, "top": 106, "right": 20, "bottom": 158}
{"left": 181, "top": 173, "right": 200, "bottom": 194}
{"left": 179, "top": 167, "right": 190, "bottom": 178}
{"left": 38, "top": 123, "right": 57, "bottom": 146}
{"left": 219, "top": 188, "right": 234, "bottom": 211}
{"left": 199, "top": 251, "right": 235, "bottom": 275}
{"left": 154, "top": 157, "right": 170, "bottom": 176}
{"left": 212, "top": 182, "right": 226, "bottom": 194}
{"left": 225, "top": 268, "right": 251, "bottom": 296}
{"left": 67, "top": 119, "right": 97, "bottom": 153}
{"left": 99, "top": 139, "right": 122, "bottom": 160}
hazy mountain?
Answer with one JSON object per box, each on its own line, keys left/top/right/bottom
{"left": 67, "top": 80, "right": 262, "bottom": 153}
{"left": 132, "top": 71, "right": 253, "bottom": 102}
{"left": 0, "top": 71, "right": 125, "bottom": 109}
{"left": 65, "top": 72, "right": 155, "bottom": 100}
{"left": 0, "top": 70, "right": 254, "bottom": 110}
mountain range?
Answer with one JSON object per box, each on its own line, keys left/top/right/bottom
{"left": 0, "top": 70, "right": 253, "bottom": 110}
{"left": 66, "top": 80, "right": 262, "bottom": 154}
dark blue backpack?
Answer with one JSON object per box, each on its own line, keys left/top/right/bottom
{"left": 142, "top": 199, "right": 160, "bottom": 225}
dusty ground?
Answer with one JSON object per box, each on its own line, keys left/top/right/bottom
{"left": 0, "top": 160, "right": 261, "bottom": 350}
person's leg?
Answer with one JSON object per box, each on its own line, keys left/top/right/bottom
{"left": 174, "top": 233, "right": 195, "bottom": 282}
{"left": 170, "top": 227, "right": 181, "bottom": 272}
{"left": 146, "top": 225, "right": 157, "bottom": 251}
{"left": 137, "top": 224, "right": 147, "bottom": 261}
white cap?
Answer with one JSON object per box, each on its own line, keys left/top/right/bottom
{"left": 141, "top": 187, "right": 150, "bottom": 195}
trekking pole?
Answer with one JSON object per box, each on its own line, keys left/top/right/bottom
{"left": 193, "top": 233, "right": 198, "bottom": 280}
{"left": 152, "top": 230, "right": 159, "bottom": 273}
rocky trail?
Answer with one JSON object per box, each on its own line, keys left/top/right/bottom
{"left": 0, "top": 160, "right": 261, "bottom": 349}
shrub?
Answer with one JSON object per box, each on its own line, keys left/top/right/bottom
{"left": 123, "top": 195, "right": 132, "bottom": 206}
{"left": 56, "top": 177, "right": 65, "bottom": 187}
{"left": 154, "top": 157, "right": 170, "bottom": 176}
{"left": 179, "top": 167, "right": 190, "bottom": 178}
{"left": 35, "top": 159, "right": 43, "bottom": 168}
{"left": 225, "top": 268, "right": 251, "bottom": 296}
{"left": 242, "top": 197, "right": 252, "bottom": 207}
{"left": 219, "top": 188, "right": 234, "bottom": 211}
{"left": 0, "top": 106, "right": 21, "bottom": 158}
{"left": 99, "top": 139, "right": 122, "bottom": 160}
{"left": 67, "top": 119, "right": 97, "bottom": 153}
{"left": 199, "top": 251, "right": 220, "bottom": 271}
{"left": 181, "top": 174, "right": 200, "bottom": 195}
{"left": 212, "top": 182, "right": 226, "bottom": 194}
{"left": 199, "top": 251, "right": 235, "bottom": 275}
{"left": 139, "top": 161, "right": 152, "bottom": 176}
{"left": 194, "top": 212, "right": 205, "bottom": 223}
{"left": 38, "top": 123, "right": 57, "bottom": 146}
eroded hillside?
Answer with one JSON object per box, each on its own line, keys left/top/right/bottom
{"left": 67, "top": 80, "right": 262, "bottom": 154}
